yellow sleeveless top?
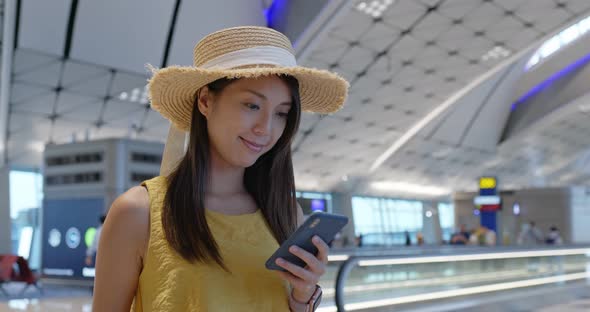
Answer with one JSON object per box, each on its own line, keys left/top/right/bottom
{"left": 132, "top": 176, "right": 290, "bottom": 311}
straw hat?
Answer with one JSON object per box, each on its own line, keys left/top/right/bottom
{"left": 148, "top": 26, "right": 349, "bottom": 131}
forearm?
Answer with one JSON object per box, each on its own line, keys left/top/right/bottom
{"left": 289, "top": 292, "right": 310, "bottom": 312}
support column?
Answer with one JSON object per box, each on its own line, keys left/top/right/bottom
{"left": 0, "top": 166, "right": 11, "bottom": 253}
{"left": 1, "top": 0, "right": 17, "bottom": 166}
{"left": 331, "top": 192, "right": 356, "bottom": 247}
{"left": 422, "top": 201, "right": 442, "bottom": 245}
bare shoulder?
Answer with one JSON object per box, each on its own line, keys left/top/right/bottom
{"left": 108, "top": 186, "right": 150, "bottom": 224}
{"left": 105, "top": 186, "right": 150, "bottom": 254}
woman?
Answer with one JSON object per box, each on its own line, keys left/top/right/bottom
{"left": 92, "top": 26, "right": 348, "bottom": 311}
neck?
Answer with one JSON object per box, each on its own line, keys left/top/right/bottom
{"left": 207, "top": 149, "right": 245, "bottom": 196}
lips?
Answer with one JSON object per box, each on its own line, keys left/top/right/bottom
{"left": 240, "top": 137, "right": 267, "bottom": 153}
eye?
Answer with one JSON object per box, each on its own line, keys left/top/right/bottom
{"left": 244, "top": 103, "right": 260, "bottom": 111}
{"left": 276, "top": 112, "right": 289, "bottom": 118}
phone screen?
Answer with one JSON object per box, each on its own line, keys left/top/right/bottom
{"left": 265, "top": 212, "right": 348, "bottom": 271}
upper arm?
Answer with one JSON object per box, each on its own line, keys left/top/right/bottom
{"left": 92, "top": 186, "right": 150, "bottom": 312}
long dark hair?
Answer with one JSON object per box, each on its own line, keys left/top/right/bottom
{"left": 162, "top": 75, "right": 301, "bottom": 269}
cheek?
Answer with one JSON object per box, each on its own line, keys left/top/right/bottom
{"left": 270, "top": 120, "right": 288, "bottom": 144}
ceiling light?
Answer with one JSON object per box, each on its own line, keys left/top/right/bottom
{"left": 425, "top": 210, "right": 433, "bottom": 218}
{"left": 526, "top": 14, "right": 590, "bottom": 71}
{"left": 356, "top": 0, "right": 394, "bottom": 17}
{"left": 540, "top": 37, "right": 560, "bottom": 58}
{"left": 559, "top": 24, "right": 579, "bottom": 45}
{"left": 371, "top": 181, "right": 450, "bottom": 196}
{"left": 118, "top": 92, "right": 128, "bottom": 101}
{"left": 481, "top": 46, "right": 512, "bottom": 62}
{"left": 130, "top": 88, "right": 141, "bottom": 102}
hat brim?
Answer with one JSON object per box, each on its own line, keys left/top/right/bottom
{"left": 148, "top": 66, "right": 349, "bottom": 131}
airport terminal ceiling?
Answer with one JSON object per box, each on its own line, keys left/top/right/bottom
{"left": 3, "top": 0, "right": 590, "bottom": 198}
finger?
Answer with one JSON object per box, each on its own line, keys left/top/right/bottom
{"left": 312, "top": 236, "right": 330, "bottom": 263}
{"left": 275, "top": 258, "right": 317, "bottom": 284}
{"left": 288, "top": 246, "right": 325, "bottom": 275}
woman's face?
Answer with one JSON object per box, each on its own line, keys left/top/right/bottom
{"left": 198, "top": 75, "right": 293, "bottom": 168}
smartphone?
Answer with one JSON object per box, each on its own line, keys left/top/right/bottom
{"left": 265, "top": 212, "right": 349, "bottom": 271}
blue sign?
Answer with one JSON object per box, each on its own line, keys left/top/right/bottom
{"left": 42, "top": 198, "right": 104, "bottom": 280}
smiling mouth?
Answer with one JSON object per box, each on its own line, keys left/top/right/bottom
{"left": 240, "top": 137, "right": 266, "bottom": 153}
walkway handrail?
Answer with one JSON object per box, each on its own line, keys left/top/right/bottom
{"left": 333, "top": 245, "right": 590, "bottom": 312}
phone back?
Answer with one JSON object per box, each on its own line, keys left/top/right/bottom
{"left": 265, "top": 212, "right": 349, "bottom": 271}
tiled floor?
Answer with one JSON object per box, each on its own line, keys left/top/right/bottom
{"left": 0, "top": 282, "right": 92, "bottom": 312}
{"left": 1, "top": 281, "right": 589, "bottom": 311}
{"left": 0, "top": 298, "right": 92, "bottom": 312}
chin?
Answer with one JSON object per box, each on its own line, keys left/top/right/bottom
{"left": 234, "top": 156, "right": 259, "bottom": 168}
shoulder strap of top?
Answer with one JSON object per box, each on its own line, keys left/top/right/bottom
{"left": 140, "top": 176, "right": 170, "bottom": 261}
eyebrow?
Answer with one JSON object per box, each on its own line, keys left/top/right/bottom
{"left": 244, "top": 89, "right": 292, "bottom": 107}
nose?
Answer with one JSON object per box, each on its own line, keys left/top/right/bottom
{"left": 253, "top": 111, "right": 273, "bottom": 136}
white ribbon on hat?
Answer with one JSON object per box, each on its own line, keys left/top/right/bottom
{"left": 159, "top": 46, "right": 297, "bottom": 176}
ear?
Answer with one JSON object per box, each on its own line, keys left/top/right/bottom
{"left": 197, "top": 86, "right": 213, "bottom": 119}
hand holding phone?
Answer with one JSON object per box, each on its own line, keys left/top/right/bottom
{"left": 266, "top": 212, "right": 349, "bottom": 271}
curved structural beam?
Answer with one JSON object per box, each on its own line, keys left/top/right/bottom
{"left": 368, "top": 56, "right": 521, "bottom": 172}
{"left": 0, "top": 0, "right": 17, "bottom": 167}
{"left": 369, "top": 14, "right": 590, "bottom": 173}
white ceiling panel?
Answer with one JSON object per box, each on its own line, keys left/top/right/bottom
{"left": 566, "top": 0, "right": 590, "bottom": 12}
{"left": 6, "top": 0, "right": 590, "bottom": 193}
{"left": 109, "top": 72, "right": 148, "bottom": 96}
{"left": 70, "top": 0, "right": 175, "bottom": 73}
{"left": 167, "top": 0, "right": 266, "bottom": 67}
{"left": 331, "top": 10, "right": 374, "bottom": 41}
{"left": 338, "top": 46, "right": 376, "bottom": 74}
{"left": 102, "top": 100, "right": 144, "bottom": 123}
{"left": 493, "top": 0, "right": 529, "bottom": 11}
{"left": 62, "top": 61, "right": 111, "bottom": 87}
{"left": 464, "top": 2, "right": 505, "bottom": 31}
{"left": 438, "top": 0, "right": 481, "bottom": 19}
{"left": 55, "top": 92, "right": 100, "bottom": 115}
{"left": 12, "top": 49, "right": 60, "bottom": 75}
{"left": 412, "top": 13, "right": 452, "bottom": 41}
{"left": 523, "top": 8, "right": 571, "bottom": 33}
{"left": 18, "top": 0, "right": 71, "bottom": 55}
{"left": 389, "top": 35, "right": 424, "bottom": 61}
{"left": 360, "top": 23, "right": 398, "bottom": 52}
{"left": 10, "top": 82, "right": 52, "bottom": 104}
{"left": 107, "top": 111, "right": 146, "bottom": 129}
{"left": 8, "top": 113, "right": 51, "bottom": 136}
{"left": 383, "top": 0, "right": 425, "bottom": 30}
{"left": 13, "top": 61, "right": 63, "bottom": 88}
{"left": 61, "top": 101, "right": 104, "bottom": 123}
{"left": 11, "top": 93, "right": 56, "bottom": 116}
{"left": 67, "top": 73, "right": 112, "bottom": 97}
